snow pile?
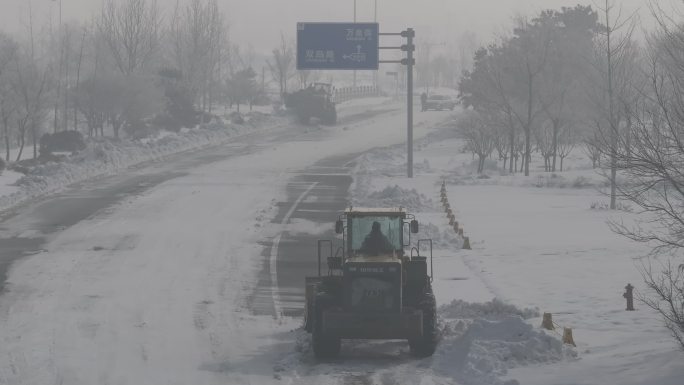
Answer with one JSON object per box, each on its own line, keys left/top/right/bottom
{"left": 439, "top": 298, "right": 539, "bottom": 320}
{"left": 442, "top": 169, "right": 609, "bottom": 190}
{"left": 355, "top": 184, "right": 434, "bottom": 211}
{"left": 435, "top": 316, "right": 575, "bottom": 385}
{"left": 433, "top": 300, "right": 574, "bottom": 385}
{"left": 0, "top": 115, "right": 279, "bottom": 212}
{"left": 277, "top": 300, "right": 572, "bottom": 385}
{"left": 355, "top": 148, "right": 432, "bottom": 179}
{"left": 417, "top": 222, "right": 462, "bottom": 250}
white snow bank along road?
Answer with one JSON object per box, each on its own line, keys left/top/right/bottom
{"left": 0, "top": 113, "right": 278, "bottom": 214}
{"left": 0, "top": 107, "right": 453, "bottom": 384}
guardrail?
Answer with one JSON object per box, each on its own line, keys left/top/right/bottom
{"left": 334, "top": 85, "right": 380, "bottom": 103}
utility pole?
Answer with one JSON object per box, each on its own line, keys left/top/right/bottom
{"left": 373, "top": 0, "right": 378, "bottom": 90}
{"left": 379, "top": 28, "right": 415, "bottom": 177}
{"left": 406, "top": 28, "right": 414, "bottom": 178}
{"left": 353, "top": 0, "right": 357, "bottom": 88}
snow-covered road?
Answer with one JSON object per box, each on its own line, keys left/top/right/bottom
{"left": 0, "top": 102, "right": 453, "bottom": 384}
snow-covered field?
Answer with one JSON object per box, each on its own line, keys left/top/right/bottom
{"left": 0, "top": 100, "right": 682, "bottom": 385}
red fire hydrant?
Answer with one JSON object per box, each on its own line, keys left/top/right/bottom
{"left": 623, "top": 283, "right": 635, "bottom": 311}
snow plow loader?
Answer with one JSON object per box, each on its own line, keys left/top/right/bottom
{"left": 304, "top": 207, "right": 437, "bottom": 358}
{"left": 283, "top": 82, "right": 337, "bottom": 125}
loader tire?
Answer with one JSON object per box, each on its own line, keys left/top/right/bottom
{"left": 312, "top": 295, "right": 340, "bottom": 359}
{"left": 409, "top": 291, "right": 438, "bottom": 357}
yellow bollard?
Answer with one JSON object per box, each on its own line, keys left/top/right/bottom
{"left": 562, "top": 328, "right": 576, "bottom": 347}
{"left": 462, "top": 236, "right": 471, "bottom": 250}
{"left": 541, "top": 313, "right": 554, "bottom": 330}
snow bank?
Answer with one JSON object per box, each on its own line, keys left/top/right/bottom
{"left": 435, "top": 316, "right": 575, "bottom": 385}
{"left": 439, "top": 298, "right": 539, "bottom": 320}
{"left": 416, "top": 222, "right": 462, "bottom": 250}
{"left": 356, "top": 184, "right": 435, "bottom": 211}
{"left": 433, "top": 300, "right": 574, "bottom": 385}
{"left": 0, "top": 114, "right": 280, "bottom": 212}
{"left": 277, "top": 299, "right": 571, "bottom": 385}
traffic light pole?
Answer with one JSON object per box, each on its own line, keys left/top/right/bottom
{"left": 379, "top": 28, "right": 415, "bottom": 178}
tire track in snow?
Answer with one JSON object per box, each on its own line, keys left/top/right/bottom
{"left": 270, "top": 182, "right": 318, "bottom": 318}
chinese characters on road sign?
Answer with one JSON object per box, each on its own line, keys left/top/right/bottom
{"left": 297, "top": 23, "right": 379, "bottom": 70}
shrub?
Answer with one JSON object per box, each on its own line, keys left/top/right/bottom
{"left": 39, "top": 131, "right": 86, "bottom": 156}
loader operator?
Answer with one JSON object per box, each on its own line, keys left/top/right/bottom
{"left": 360, "top": 221, "right": 394, "bottom": 256}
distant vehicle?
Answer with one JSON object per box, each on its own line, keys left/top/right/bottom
{"left": 283, "top": 82, "right": 337, "bottom": 125}
{"left": 422, "top": 94, "right": 456, "bottom": 111}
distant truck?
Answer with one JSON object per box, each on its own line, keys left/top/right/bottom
{"left": 303, "top": 207, "right": 437, "bottom": 358}
{"left": 422, "top": 94, "right": 456, "bottom": 111}
{"left": 283, "top": 82, "right": 337, "bottom": 125}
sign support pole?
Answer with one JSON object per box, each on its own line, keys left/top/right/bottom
{"left": 406, "top": 28, "right": 414, "bottom": 178}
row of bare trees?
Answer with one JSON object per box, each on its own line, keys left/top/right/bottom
{"left": 458, "top": 1, "right": 684, "bottom": 350}
{"left": 458, "top": 5, "right": 599, "bottom": 177}
{"left": 0, "top": 0, "right": 274, "bottom": 162}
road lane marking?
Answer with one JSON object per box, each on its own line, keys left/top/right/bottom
{"left": 271, "top": 182, "right": 318, "bottom": 318}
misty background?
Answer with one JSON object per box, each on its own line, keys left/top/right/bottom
{"left": 0, "top": 0, "right": 648, "bottom": 51}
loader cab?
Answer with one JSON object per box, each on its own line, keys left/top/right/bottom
{"left": 335, "top": 208, "right": 419, "bottom": 260}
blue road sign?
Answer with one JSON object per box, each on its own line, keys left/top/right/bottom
{"left": 297, "top": 22, "right": 379, "bottom": 70}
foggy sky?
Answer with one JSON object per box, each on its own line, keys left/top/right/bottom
{"left": 0, "top": 0, "right": 652, "bottom": 52}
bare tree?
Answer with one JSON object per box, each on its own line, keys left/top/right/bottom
{"left": 604, "top": 2, "right": 684, "bottom": 350}
{"left": 12, "top": 46, "right": 52, "bottom": 160}
{"left": 590, "top": 0, "right": 638, "bottom": 209}
{"left": 457, "top": 110, "right": 496, "bottom": 174}
{"left": 639, "top": 261, "right": 684, "bottom": 350}
{"left": 534, "top": 121, "right": 554, "bottom": 172}
{"left": 99, "top": 0, "right": 162, "bottom": 76}
{"left": 297, "top": 70, "right": 317, "bottom": 89}
{"left": 556, "top": 123, "right": 578, "bottom": 171}
{"left": 582, "top": 132, "right": 602, "bottom": 169}
{"left": 267, "top": 33, "right": 295, "bottom": 98}
{"left": 171, "top": 0, "right": 226, "bottom": 115}
{"left": 0, "top": 34, "right": 18, "bottom": 162}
